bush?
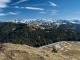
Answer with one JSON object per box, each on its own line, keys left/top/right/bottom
{"left": 52, "top": 47, "right": 58, "bottom": 53}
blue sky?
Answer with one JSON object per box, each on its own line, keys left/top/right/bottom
{"left": 0, "top": 0, "right": 80, "bottom": 21}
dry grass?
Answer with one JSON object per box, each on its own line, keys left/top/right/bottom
{"left": 0, "top": 42, "right": 80, "bottom": 60}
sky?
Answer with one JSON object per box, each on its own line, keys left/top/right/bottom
{"left": 0, "top": 0, "right": 80, "bottom": 21}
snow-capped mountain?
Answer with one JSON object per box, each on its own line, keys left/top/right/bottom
{"left": 9, "top": 19, "right": 80, "bottom": 24}
{"left": 56, "top": 20, "right": 72, "bottom": 25}
{"left": 9, "top": 19, "right": 80, "bottom": 29}
{"left": 57, "top": 19, "right": 80, "bottom": 24}
{"left": 69, "top": 19, "right": 80, "bottom": 24}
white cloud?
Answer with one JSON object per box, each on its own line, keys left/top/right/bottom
{"left": 12, "top": 0, "right": 28, "bottom": 5}
{"left": 51, "top": 10, "right": 58, "bottom": 15}
{"left": 21, "top": 7, "right": 25, "bottom": 8}
{"left": 51, "top": 10, "right": 57, "bottom": 13}
{"left": 0, "top": 12, "right": 19, "bottom": 16}
{"left": 31, "top": 3, "right": 46, "bottom": 6}
{"left": 9, "top": 12, "right": 19, "bottom": 15}
{"left": 48, "top": 1, "right": 57, "bottom": 6}
{"left": 26, "top": 7, "right": 44, "bottom": 10}
{"left": 15, "top": 6, "right": 19, "bottom": 8}
{"left": 14, "top": 6, "right": 44, "bottom": 10}
{"left": 14, "top": 6, "right": 25, "bottom": 9}
{"left": 0, "top": 0, "right": 11, "bottom": 8}
{"left": 0, "top": 13, "right": 7, "bottom": 16}
{"left": 40, "top": 12, "right": 46, "bottom": 14}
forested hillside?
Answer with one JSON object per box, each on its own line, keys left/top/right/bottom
{"left": 0, "top": 22, "right": 80, "bottom": 47}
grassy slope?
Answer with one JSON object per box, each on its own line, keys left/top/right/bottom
{"left": 0, "top": 42, "right": 80, "bottom": 60}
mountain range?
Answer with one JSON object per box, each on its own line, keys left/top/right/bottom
{"left": 8, "top": 19, "right": 80, "bottom": 33}
{"left": 9, "top": 19, "right": 80, "bottom": 24}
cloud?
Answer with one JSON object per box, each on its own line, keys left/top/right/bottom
{"left": 14, "top": 6, "right": 44, "bottom": 10}
{"left": 0, "top": 0, "right": 11, "bottom": 8}
{"left": 21, "top": 7, "right": 25, "bottom": 8}
{"left": 40, "top": 12, "right": 46, "bottom": 14}
{"left": 8, "top": 12, "right": 19, "bottom": 15}
{"left": 0, "top": 12, "right": 19, "bottom": 16}
{"left": 14, "top": 6, "right": 25, "bottom": 9}
{"left": 0, "top": 13, "right": 7, "bottom": 16}
{"left": 15, "top": 6, "right": 19, "bottom": 8}
{"left": 12, "top": 0, "right": 28, "bottom": 5}
{"left": 26, "top": 7, "right": 44, "bottom": 10}
{"left": 31, "top": 3, "right": 47, "bottom": 6}
{"left": 51, "top": 10, "right": 58, "bottom": 15}
{"left": 51, "top": 10, "right": 57, "bottom": 13}
{"left": 48, "top": 1, "right": 57, "bottom": 6}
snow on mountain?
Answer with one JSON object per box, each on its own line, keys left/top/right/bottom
{"left": 9, "top": 19, "right": 80, "bottom": 29}
{"left": 56, "top": 19, "right": 80, "bottom": 24}
{"left": 9, "top": 19, "right": 78, "bottom": 24}
{"left": 56, "top": 20, "right": 73, "bottom": 25}
{"left": 69, "top": 19, "right": 80, "bottom": 24}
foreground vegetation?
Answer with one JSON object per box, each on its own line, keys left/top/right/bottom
{"left": 0, "top": 22, "right": 80, "bottom": 47}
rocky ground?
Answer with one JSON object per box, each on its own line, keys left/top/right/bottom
{"left": 0, "top": 41, "right": 80, "bottom": 60}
